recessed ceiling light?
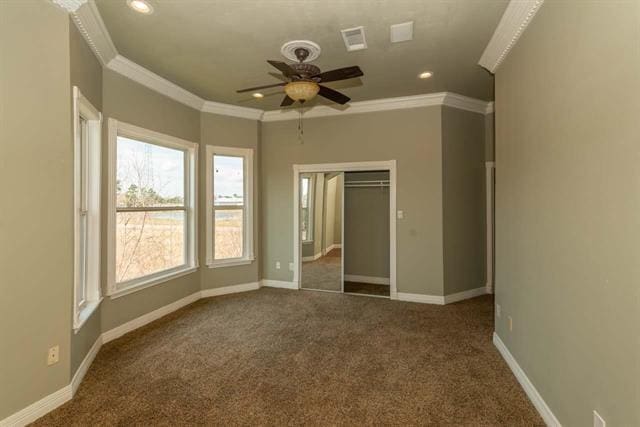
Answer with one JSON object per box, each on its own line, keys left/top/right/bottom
{"left": 418, "top": 71, "right": 433, "bottom": 79}
{"left": 252, "top": 93, "right": 264, "bottom": 99}
{"left": 127, "top": 0, "right": 153, "bottom": 14}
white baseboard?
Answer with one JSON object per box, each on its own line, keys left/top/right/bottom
{"left": 261, "top": 279, "right": 298, "bottom": 289}
{"left": 2, "top": 280, "right": 266, "bottom": 426}
{"left": 485, "top": 282, "right": 494, "bottom": 294}
{"left": 71, "top": 336, "right": 102, "bottom": 395}
{"left": 344, "top": 274, "right": 390, "bottom": 285}
{"left": 323, "top": 243, "right": 341, "bottom": 254}
{"left": 201, "top": 282, "right": 260, "bottom": 298}
{"left": 102, "top": 291, "right": 201, "bottom": 343}
{"left": 396, "top": 292, "right": 445, "bottom": 305}
{"left": 443, "top": 287, "right": 487, "bottom": 304}
{"left": 302, "top": 252, "right": 322, "bottom": 262}
{"left": 493, "top": 333, "right": 561, "bottom": 427}
{"left": 0, "top": 385, "right": 72, "bottom": 427}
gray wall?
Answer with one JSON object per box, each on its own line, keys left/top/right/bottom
{"left": 344, "top": 172, "right": 390, "bottom": 279}
{"left": 0, "top": 1, "right": 72, "bottom": 419}
{"left": 301, "top": 173, "right": 324, "bottom": 258}
{"left": 495, "top": 0, "right": 640, "bottom": 425}
{"left": 484, "top": 113, "right": 494, "bottom": 162}
{"left": 199, "top": 112, "right": 261, "bottom": 288}
{"left": 69, "top": 21, "right": 103, "bottom": 377}
{"left": 323, "top": 174, "right": 340, "bottom": 251}
{"left": 333, "top": 174, "right": 343, "bottom": 245}
{"left": 261, "top": 107, "right": 444, "bottom": 295}
{"left": 441, "top": 107, "right": 486, "bottom": 295}
{"left": 99, "top": 68, "right": 201, "bottom": 332}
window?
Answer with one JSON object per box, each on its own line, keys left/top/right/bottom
{"left": 73, "top": 87, "right": 102, "bottom": 331}
{"left": 300, "top": 175, "right": 314, "bottom": 242}
{"left": 107, "top": 119, "right": 198, "bottom": 297}
{"left": 206, "top": 145, "right": 254, "bottom": 267}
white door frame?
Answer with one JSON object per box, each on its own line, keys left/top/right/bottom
{"left": 485, "top": 161, "right": 495, "bottom": 294}
{"left": 293, "top": 161, "right": 397, "bottom": 299}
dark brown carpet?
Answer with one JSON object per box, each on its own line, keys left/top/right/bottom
{"left": 34, "top": 289, "right": 542, "bottom": 426}
{"left": 344, "top": 281, "right": 390, "bottom": 297}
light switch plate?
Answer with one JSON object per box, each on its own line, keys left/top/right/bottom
{"left": 47, "top": 345, "right": 59, "bottom": 366}
{"left": 397, "top": 210, "right": 404, "bottom": 219}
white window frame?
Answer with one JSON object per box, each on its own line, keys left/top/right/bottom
{"left": 73, "top": 87, "right": 102, "bottom": 331}
{"left": 107, "top": 118, "right": 198, "bottom": 298}
{"left": 300, "top": 174, "right": 314, "bottom": 243}
{"left": 206, "top": 145, "right": 255, "bottom": 268}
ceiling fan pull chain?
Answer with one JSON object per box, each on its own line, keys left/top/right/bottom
{"left": 298, "top": 107, "right": 304, "bottom": 144}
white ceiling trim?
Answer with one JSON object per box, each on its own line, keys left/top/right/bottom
{"left": 70, "top": 0, "right": 117, "bottom": 66}
{"left": 64, "top": 1, "right": 493, "bottom": 121}
{"left": 52, "top": 0, "right": 87, "bottom": 12}
{"left": 478, "top": 0, "right": 544, "bottom": 73}
{"left": 263, "top": 93, "right": 446, "bottom": 122}
{"left": 202, "top": 101, "right": 263, "bottom": 121}
{"left": 262, "top": 93, "right": 492, "bottom": 122}
{"left": 107, "top": 55, "right": 206, "bottom": 111}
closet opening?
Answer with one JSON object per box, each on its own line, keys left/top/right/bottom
{"left": 292, "top": 161, "right": 397, "bottom": 299}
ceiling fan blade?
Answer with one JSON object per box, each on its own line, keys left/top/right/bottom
{"left": 313, "top": 66, "right": 363, "bottom": 83}
{"left": 280, "top": 95, "right": 295, "bottom": 107}
{"left": 267, "top": 60, "right": 299, "bottom": 77}
{"left": 236, "top": 82, "right": 286, "bottom": 93}
{"left": 318, "top": 85, "right": 350, "bottom": 105}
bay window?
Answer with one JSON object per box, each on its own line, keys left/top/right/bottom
{"left": 73, "top": 87, "right": 102, "bottom": 331}
{"left": 206, "top": 145, "right": 254, "bottom": 267}
{"left": 107, "top": 119, "right": 197, "bottom": 297}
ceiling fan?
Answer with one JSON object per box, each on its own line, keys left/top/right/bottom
{"left": 236, "top": 47, "right": 363, "bottom": 107}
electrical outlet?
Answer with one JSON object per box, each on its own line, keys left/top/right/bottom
{"left": 289, "top": 262, "right": 294, "bottom": 271}
{"left": 593, "top": 410, "right": 606, "bottom": 427}
{"left": 397, "top": 210, "right": 404, "bottom": 219}
{"left": 47, "top": 345, "right": 59, "bottom": 366}
{"left": 275, "top": 261, "right": 281, "bottom": 270}
{"left": 508, "top": 316, "right": 513, "bottom": 332}
{"left": 496, "top": 304, "right": 501, "bottom": 318}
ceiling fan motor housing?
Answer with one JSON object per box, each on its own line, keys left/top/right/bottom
{"left": 290, "top": 63, "right": 321, "bottom": 80}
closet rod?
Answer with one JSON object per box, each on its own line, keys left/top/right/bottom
{"left": 344, "top": 183, "right": 390, "bottom": 188}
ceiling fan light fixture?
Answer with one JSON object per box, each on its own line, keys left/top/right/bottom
{"left": 284, "top": 81, "right": 319, "bottom": 102}
{"left": 127, "top": 0, "right": 153, "bottom": 14}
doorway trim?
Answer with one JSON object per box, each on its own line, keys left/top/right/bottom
{"left": 292, "top": 161, "right": 397, "bottom": 299}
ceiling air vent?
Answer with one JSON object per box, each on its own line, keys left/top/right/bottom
{"left": 390, "top": 21, "right": 414, "bottom": 43}
{"left": 341, "top": 26, "right": 367, "bottom": 51}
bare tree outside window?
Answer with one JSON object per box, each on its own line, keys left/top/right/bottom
{"left": 115, "top": 137, "right": 186, "bottom": 283}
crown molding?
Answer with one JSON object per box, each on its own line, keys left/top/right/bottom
{"left": 106, "top": 55, "right": 206, "bottom": 111}
{"left": 478, "top": 0, "right": 544, "bottom": 73}
{"left": 262, "top": 92, "right": 492, "bottom": 122}
{"left": 202, "top": 101, "right": 264, "bottom": 121}
{"left": 52, "top": 0, "right": 87, "bottom": 12}
{"left": 70, "top": 0, "right": 117, "bottom": 65}
{"left": 442, "top": 93, "right": 493, "bottom": 115}
{"left": 262, "top": 93, "right": 446, "bottom": 122}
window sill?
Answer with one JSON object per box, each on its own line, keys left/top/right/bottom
{"left": 73, "top": 298, "right": 103, "bottom": 333}
{"left": 207, "top": 257, "right": 255, "bottom": 269}
{"left": 108, "top": 266, "right": 199, "bottom": 300}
